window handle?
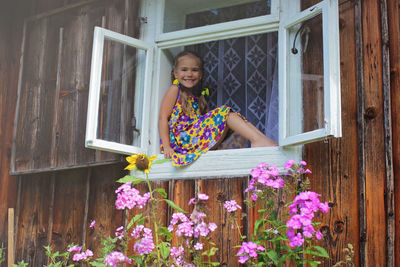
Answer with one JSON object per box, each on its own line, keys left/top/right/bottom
{"left": 131, "top": 117, "right": 140, "bottom": 134}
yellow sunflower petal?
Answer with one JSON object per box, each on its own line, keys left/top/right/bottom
{"left": 126, "top": 155, "right": 139, "bottom": 163}
{"left": 124, "top": 163, "right": 136, "bottom": 170}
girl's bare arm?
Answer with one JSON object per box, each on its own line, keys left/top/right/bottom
{"left": 158, "top": 85, "right": 179, "bottom": 158}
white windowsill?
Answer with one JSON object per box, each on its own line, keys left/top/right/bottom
{"left": 131, "top": 146, "right": 301, "bottom": 180}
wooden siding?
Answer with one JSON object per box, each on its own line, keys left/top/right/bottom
{"left": 0, "top": 0, "right": 399, "bottom": 266}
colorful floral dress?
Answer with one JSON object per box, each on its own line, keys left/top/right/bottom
{"left": 161, "top": 88, "right": 244, "bottom": 166}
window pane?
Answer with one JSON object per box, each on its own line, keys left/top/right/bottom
{"left": 163, "top": 0, "right": 271, "bottom": 32}
{"left": 97, "top": 38, "right": 146, "bottom": 147}
{"left": 287, "top": 13, "right": 324, "bottom": 136}
{"left": 162, "top": 31, "right": 278, "bottom": 149}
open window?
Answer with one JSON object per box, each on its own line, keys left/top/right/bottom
{"left": 85, "top": 27, "right": 153, "bottom": 155}
{"left": 85, "top": 0, "right": 341, "bottom": 179}
{"left": 279, "top": 0, "right": 341, "bottom": 146}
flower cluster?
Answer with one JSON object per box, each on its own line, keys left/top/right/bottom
{"left": 104, "top": 251, "right": 132, "bottom": 267}
{"left": 168, "top": 210, "right": 217, "bottom": 239}
{"left": 169, "top": 246, "right": 195, "bottom": 267}
{"left": 224, "top": 200, "right": 242, "bottom": 213}
{"left": 286, "top": 191, "right": 330, "bottom": 247}
{"left": 236, "top": 241, "right": 265, "bottom": 264}
{"left": 246, "top": 162, "right": 285, "bottom": 200}
{"left": 115, "top": 182, "right": 151, "bottom": 210}
{"left": 131, "top": 225, "right": 155, "bottom": 255}
{"left": 67, "top": 246, "right": 93, "bottom": 262}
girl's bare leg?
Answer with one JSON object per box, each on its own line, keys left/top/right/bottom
{"left": 226, "top": 112, "right": 277, "bottom": 147}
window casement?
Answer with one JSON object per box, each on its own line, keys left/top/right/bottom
{"left": 85, "top": 0, "right": 341, "bottom": 179}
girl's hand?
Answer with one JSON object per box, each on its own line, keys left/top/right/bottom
{"left": 163, "top": 146, "right": 175, "bottom": 159}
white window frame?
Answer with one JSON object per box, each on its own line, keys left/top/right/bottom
{"left": 85, "top": 27, "right": 153, "bottom": 155}
{"left": 279, "top": 0, "right": 341, "bottom": 146}
{"left": 85, "top": 0, "right": 341, "bottom": 180}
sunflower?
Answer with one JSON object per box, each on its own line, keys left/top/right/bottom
{"left": 124, "top": 154, "right": 157, "bottom": 173}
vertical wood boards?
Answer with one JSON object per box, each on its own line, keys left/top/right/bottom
{"left": 387, "top": 0, "right": 400, "bottom": 266}
{"left": 302, "top": 0, "right": 360, "bottom": 265}
{"left": 11, "top": 0, "right": 137, "bottom": 174}
{"left": 0, "top": 2, "right": 22, "bottom": 264}
{"left": 361, "top": 0, "right": 387, "bottom": 265}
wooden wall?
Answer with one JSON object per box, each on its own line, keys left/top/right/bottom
{"left": 0, "top": 0, "right": 399, "bottom": 266}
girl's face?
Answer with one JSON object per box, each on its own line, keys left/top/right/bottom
{"left": 173, "top": 55, "right": 202, "bottom": 89}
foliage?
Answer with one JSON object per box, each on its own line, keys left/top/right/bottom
{"left": 225, "top": 160, "right": 331, "bottom": 266}
{"left": 0, "top": 244, "right": 5, "bottom": 266}
{"left": 28, "top": 155, "right": 353, "bottom": 266}
{"left": 333, "top": 244, "right": 355, "bottom": 267}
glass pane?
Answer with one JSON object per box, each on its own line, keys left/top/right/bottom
{"left": 97, "top": 38, "right": 146, "bottom": 147}
{"left": 163, "top": 0, "right": 271, "bottom": 32}
{"left": 162, "top": 31, "right": 278, "bottom": 149}
{"left": 286, "top": 13, "right": 324, "bottom": 136}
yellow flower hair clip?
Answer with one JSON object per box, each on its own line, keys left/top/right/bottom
{"left": 201, "top": 88, "right": 209, "bottom": 96}
{"left": 173, "top": 79, "right": 180, "bottom": 85}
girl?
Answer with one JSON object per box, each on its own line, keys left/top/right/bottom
{"left": 159, "top": 51, "right": 277, "bottom": 166}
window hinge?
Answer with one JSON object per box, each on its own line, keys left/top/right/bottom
{"left": 131, "top": 117, "right": 140, "bottom": 134}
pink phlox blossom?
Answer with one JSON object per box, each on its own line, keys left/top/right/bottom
{"left": 170, "top": 246, "right": 184, "bottom": 258}
{"left": 89, "top": 220, "right": 96, "bottom": 229}
{"left": 286, "top": 191, "right": 330, "bottom": 247}
{"left": 315, "top": 230, "right": 323, "bottom": 240}
{"left": 236, "top": 241, "right": 265, "bottom": 264}
{"left": 72, "top": 249, "right": 93, "bottom": 262}
{"left": 130, "top": 225, "right": 154, "bottom": 255}
{"left": 284, "top": 159, "right": 295, "bottom": 170}
{"left": 134, "top": 236, "right": 155, "bottom": 255}
{"left": 194, "top": 242, "right": 203, "bottom": 250}
{"left": 68, "top": 245, "right": 82, "bottom": 253}
{"left": 115, "top": 226, "right": 124, "bottom": 239}
{"left": 190, "top": 210, "right": 206, "bottom": 223}
{"left": 169, "top": 213, "right": 194, "bottom": 237}
{"left": 300, "top": 160, "right": 307, "bottom": 166}
{"left": 104, "top": 251, "right": 132, "bottom": 267}
{"left": 248, "top": 163, "right": 284, "bottom": 190}
{"left": 194, "top": 221, "right": 210, "bottom": 238}
{"left": 305, "top": 169, "right": 312, "bottom": 173}
{"left": 286, "top": 230, "right": 305, "bottom": 247}
{"left": 251, "top": 193, "right": 258, "bottom": 201}
{"left": 224, "top": 200, "right": 242, "bottom": 212}
{"left": 188, "top": 197, "right": 196, "bottom": 205}
{"left": 197, "top": 193, "right": 209, "bottom": 201}
{"left": 208, "top": 222, "right": 217, "bottom": 232}
{"left": 115, "top": 182, "right": 151, "bottom": 210}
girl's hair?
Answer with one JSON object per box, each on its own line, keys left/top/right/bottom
{"left": 171, "top": 51, "right": 208, "bottom": 115}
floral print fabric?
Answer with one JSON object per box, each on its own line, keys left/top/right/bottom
{"left": 161, "top": 88, "right": 243, "bottom": 166}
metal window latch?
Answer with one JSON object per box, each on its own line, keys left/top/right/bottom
{"left": 131, "top": 117, "right": 140, "bottom": 134}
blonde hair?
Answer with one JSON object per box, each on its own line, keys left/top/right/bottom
{"left": 171, "top": 51, "right": 208, "bottom": 115}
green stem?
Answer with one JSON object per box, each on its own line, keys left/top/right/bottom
{"left": 145, "top": 173, "right": 162, "bottom": 266}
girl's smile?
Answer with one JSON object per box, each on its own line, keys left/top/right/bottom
{"left": 173, "top": 55, "right": 202, "bottom": 89}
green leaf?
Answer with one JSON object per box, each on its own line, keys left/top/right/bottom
{"left": 127, "top": 214, "right": 143, "bottom": 230}
{"left": 154, "top": 188, "right": 167, "bottom": 198}
{"left": 210, "top": 262, "right": 220, "bottom": 266}
{"left": 254, "top": 219, "right": 266, "bottom": 233}
{"left": 158, "top": 227, "right": 172, "bottom": 241}
{"left": 153, "top": 158, "right": 172, "bottom": 165}
{"left": 159, "top": 242, "right": 171, "bottom": 259}
{"left": 267, "top": 249, "right": 278, "bottom": 264}
{"left": 116, "top": 175, "right": 146, "bottom": 185}
{"left": 164, "top": 199, "right": 185, "bottom": 213}
{"left": 312, "top": 246, "right": 330, "bottom": 258}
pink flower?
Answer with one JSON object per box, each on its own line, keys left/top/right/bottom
{"left": 68, "top": 245, "right": 82, "bottom": 253}
{"left": 198, "top": 193, "right": 209, "bottom": 201}
{"left": 194, "top": 242, "right": 203, "bottom": 250}
{"left": 300, "top": 160, "right": 307, "bottom": 166}
{"left": 89, "top": 220, "right": 96, "bottom": 229}
{"left": 115, "top": 226, "right": 124, "bottom": 239}
{"left": 224, "top": 200, "right": 242, "bottom": 212}
{"left": 188, "top": 198, "right": 196, "bottom": 205}
{"left": 208, "top": 222, "right": 217, "bottom": 232}
{"left": 104, "top": 251, "right": 132, "bottom": 267}
{"left": 170, "top": 246, "right": 184, "bottom": 257}
{"left": 284, "top": 159, "right": 295, "bottom": 169}
{"left": 251, "top": 193, "right": 258, "bottom": 201}
{"left": 236, "top": 241, "right": 265, "bottom": 264}
{"left": 115, "top": 182, "right": 150, "bottom": 210}
{"left": 316, "top": 230, "right": 323, "bottom": 240}
{"left": 72, "top": 249, "right": 93, "bottom": 262}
